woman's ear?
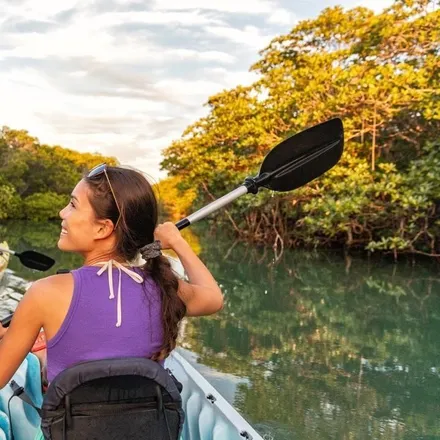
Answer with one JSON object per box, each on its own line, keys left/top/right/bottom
{"left": 95, "top": 219, "right": 116, "bottom": 239}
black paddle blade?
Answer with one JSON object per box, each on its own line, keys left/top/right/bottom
{"left": 256, "top": 118, "right": 344, "bottom": 192}
{"left": 18, "top": 250, "right": 55, "bottom": 271}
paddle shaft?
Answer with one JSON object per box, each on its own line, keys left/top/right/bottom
{"left": 176, "top": 185, "right": 249, "bottom": 230}
{"left": 174, "top": 119, "right": 343, "bottom": 230}
{"left": 173, "top": 140, "right": 340, "bottom": 231}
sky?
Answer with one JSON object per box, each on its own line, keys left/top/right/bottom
{"left": 0, "top": 0, "right": 393, "bottom": 182}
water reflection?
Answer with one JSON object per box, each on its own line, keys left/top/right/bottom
{"left": 1, "top": 221, "right": 440, "bottom": 439}
{"left": 0, "top": 221, "right": 83, "bottom": 281}
{"left": 181, "top": 233, "right": 440, "bottom": 440}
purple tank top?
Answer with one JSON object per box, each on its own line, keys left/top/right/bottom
{"left": 46, "top": 265, "right": 164, "bottom": 382}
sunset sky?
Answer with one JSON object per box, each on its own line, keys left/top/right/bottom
{"left": 0, "top": 0, "right": 393, "bottom": 181}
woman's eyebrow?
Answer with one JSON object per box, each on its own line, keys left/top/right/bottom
{"left": 70, "top": 194, "right": 79, "bottom": 203}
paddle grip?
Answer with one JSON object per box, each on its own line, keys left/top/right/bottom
{"left": 175, "top": 218, "right": 190, "bottom": 230}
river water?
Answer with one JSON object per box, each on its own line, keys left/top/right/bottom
{"left": 1, "top": 221, "right": 440, "bottom": 439}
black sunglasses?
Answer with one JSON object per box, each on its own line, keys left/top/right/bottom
{"left": 87, "top": 163, "right": 121, "bottom": 228}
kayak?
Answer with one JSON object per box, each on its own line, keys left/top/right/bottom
{"left": 0, "top": 349, "right": 263, "bottom": 440}
{"left": 167, "top": 349, "right": 263, "bottom": 440}
{"left": 0, "top": 242, "right": 9, "bottom": 285}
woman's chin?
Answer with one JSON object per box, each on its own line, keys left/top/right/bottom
{"left": 57, "top": 235, "right": 71, "bottom": 251}
{"left": 58, "top": 237, "right": 82, "bottom": 254}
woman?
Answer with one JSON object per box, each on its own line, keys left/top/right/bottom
{"left": 0, "top": 164, "right": 224, "bottom": 389}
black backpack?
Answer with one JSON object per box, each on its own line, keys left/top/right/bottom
{"left": 13, "top": 357, "right": 184, "bottom": 440}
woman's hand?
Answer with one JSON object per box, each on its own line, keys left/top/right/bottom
{"left": 154, "top": 222, "right": 184, "bottom": 250}
{"left": 154, "top": 222, "right": 223, "bottom": 317}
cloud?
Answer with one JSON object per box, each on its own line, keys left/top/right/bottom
{"left": 268, "top": 8, "right": 298, "bottom": 26}
{"left": 0, "top": 0, "right": 81, "bottom": 21}
{"left": 151, "top": 0, "right": 276, "bottom": 14}
{"left": 204, "top": 25, "right": 273, "bottom": 50}
{"left": 0, "top": 0, "right": 391, "bottom": 181}
{"left": 1, "top": 18, "right": 57, "bottom": 33}
{"left": 98, "top": 10, "right": 225, "bottom": 27}
{"left": 202, "top": 67, "right": 259, "bottom": 89}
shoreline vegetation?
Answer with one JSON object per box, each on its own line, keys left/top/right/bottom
{"left": 1, "top": 0, "right": 439, "bottom": 259}
{"left": 159, "top": 0, "right": 440, "bottom": 259}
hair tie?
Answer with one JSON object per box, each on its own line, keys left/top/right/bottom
{"left": 140, "top": 240, "right": 162, "bottom": 260}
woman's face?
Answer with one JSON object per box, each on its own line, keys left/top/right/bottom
{"left": 58, "top": 179, "right": 101, "bottom": 253}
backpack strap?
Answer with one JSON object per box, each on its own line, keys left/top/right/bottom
{"left": 9, "top": 379, "right": 42, "bottom": 416}
{"left": 9, "top": 380, "right": 72, "bottom": 440}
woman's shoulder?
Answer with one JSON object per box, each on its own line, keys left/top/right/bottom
{"left": 29, "top": 272, "right": 74, "bottom": 298}
{"left": 17, "top": 273, "right": 74, "bottom": 321}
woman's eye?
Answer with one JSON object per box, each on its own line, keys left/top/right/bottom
{"left": 70, "top": 201, "right": 75, "bottom": 208}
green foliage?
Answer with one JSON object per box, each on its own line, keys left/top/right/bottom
{"left": 0, "top": 127, "right": 118, "bottom": 221}
{"left": 160, "top": 0, "right": 440, "bottom": 257}
{"left": 297, "top": 143, "right": 440, "bottom": 255}
{"left": 154, "top": 175, "right": 198, "bottom": 221}
{"left": 22, "top": 192, "right": 68, "bottom": 222}
{"left": 0, "top": 184, "right": 17, "bottom": 220}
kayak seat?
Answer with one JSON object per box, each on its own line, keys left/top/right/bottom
{"left": 5, "top": 356, "right": 184, "bottom": 440}
{"left": 40, "top": 357, "right": 185, "bottom": 440}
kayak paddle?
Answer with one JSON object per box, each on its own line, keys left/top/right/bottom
{"left": 175, "top": 118, "right": 344, "bottom": 230}
{"left": 1, "top": 118, "right": 343, "bottom": 328}
{"left": 0, "top": 246, "right": 55, "bottom": 271}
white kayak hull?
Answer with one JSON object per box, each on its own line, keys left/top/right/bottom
{"left": 166, "top": 350, "right": 262, "bottom": 440}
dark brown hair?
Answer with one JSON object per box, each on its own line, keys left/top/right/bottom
{"left": 84, "top": 166, "right": 186, "bottom": 360}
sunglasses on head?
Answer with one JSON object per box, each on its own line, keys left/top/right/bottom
{"left": 87, "top": 163, "right": 121, "bottom": 229}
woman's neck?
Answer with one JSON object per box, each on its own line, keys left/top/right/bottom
{"left": 83, "top": 251, "right": 126, "bottom": 266}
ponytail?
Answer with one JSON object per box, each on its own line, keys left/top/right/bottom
{"left": 142, "top": 256, "right": 186, "bottom": 361}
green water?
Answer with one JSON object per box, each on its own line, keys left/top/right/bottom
{"left": 1, "top": 221, "right": 440, "bottom": 439}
